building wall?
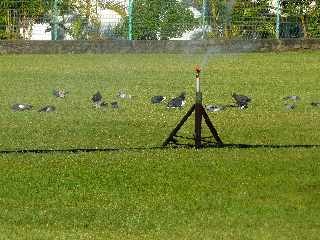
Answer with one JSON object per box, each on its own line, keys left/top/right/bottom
{"left": 0, "top": 39, "right": 320, "bottom": 54}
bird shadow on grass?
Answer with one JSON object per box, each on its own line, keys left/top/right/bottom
{"left": 1, "top": 143, "right": 320, "bottom": 155}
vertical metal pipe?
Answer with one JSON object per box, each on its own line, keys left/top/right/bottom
{"left": 275, "top": 0, "right": 281, "bottom": 39}
{"left": 196, "top": 76, "right": 200, "bottom": 93}
{"left": 202, "top": 0, "right": 207, "bottom": 39}
{"left": 52, "top": 0, "right": 58, "bottom": 40}
{"left": 128, "top": 0, "right": 133, "bottom": 40}
{"left": 195, "top": 66, "right": 202, "bottom": 148}
{"left": 195, "top": 66, "right": 202, "bottom": 104}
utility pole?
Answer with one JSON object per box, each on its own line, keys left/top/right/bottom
{"left": 128, "top": 0, "right": 133, "bottom": 40}
{"left": 275, "top": 0, "right": 281, "bottom": 39}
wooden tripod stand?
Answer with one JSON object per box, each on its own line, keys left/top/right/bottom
{"left": 162, "top": 66, "right": 223, "bottom": 149}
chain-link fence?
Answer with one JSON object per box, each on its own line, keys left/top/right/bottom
{"left": 1, "top": 0, "right": 320, "bottom": 41}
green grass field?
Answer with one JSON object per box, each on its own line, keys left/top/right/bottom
{"left": 0, "top": 52, "right": 320, "bottom": 239}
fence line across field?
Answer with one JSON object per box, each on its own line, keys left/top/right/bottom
{"left": 0, "top": 0, "right": 319, "bottom": 41}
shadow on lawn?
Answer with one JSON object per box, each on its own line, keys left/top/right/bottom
{"left": 0, "top": 143, "right": 320, "bottom": 154}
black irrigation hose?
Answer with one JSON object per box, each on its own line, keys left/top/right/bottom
{"left": 0, "top": 146, "right": 162, "bottom": 155}
{"left": 0, "top": 144, "right": 320, "bottom": 155}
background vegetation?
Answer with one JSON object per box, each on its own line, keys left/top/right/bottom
{"left": 114, "top": 0, "right": 197, "bottom": 40}
{"left": 192, "top": 0, "right": 320, "bottom": 39}
{"left": 1, "top": 0, "right": 320, "bottom": 40}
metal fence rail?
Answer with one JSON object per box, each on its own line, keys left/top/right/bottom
{"left": 0, "top": 0, "right": 319, "bottom": 41}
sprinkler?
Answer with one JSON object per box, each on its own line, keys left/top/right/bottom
{"left": 163, "top": 66, "right": 223, "bottom": 149}
{"left": 194, "top": 65, "right": 203, "bottom": 148}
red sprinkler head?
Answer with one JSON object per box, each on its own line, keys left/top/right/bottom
{"left": 195, "top": 65, "right": 201, "bottom": 74}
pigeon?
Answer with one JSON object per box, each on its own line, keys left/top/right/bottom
{"left": 91, "top": 91, "right": 107, "bottom": 108}
{"left": 92, "top": 91, "right": 102, "bottom": 103}
{"left": 117, "top": 91, "right": 132, "bottom": 99}
{"left": 151, "top": 95, "right": 166, "bottom": 104}
{"left": 111, "top": 102, "right": 119, "bottom": 109}
{"left": 53, "top": 89, "right": 68, "bottom": 98}
{"left": 232, "top": 93, "right": 251, "bottom": 109}
{"left": 38, "top": 105, "right": 56, "bottom": 112}
{"left": 285, "top": 103, "right": 296, "bottom": 110}
{"left": 283, "top": 95, "right": 300, "bottom": 101}
{"left": 206, "top": 104, "right": 227, "bottom": 112}
{"left": 311, "top": 102, "right": 320, "bottom": 107}
{"left": 12, "top": 103, "right": 33, "bottom": 112}
{"left": 167, "top": 92, "right": 186, "bottom": 108}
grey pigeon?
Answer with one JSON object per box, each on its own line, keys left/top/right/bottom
{"left": 151, "top": 95, "right": 166, "bottom": 104}
{"left": 38, "top": 105, "right": 56, "bottom": 112}
{"left": 92, "top": 91, "right": 102, "bottom": 103}
{"left": 232, "top": 93, "right": 251, "bottom": 109}
{"left": 206, "top": 104, "right": 226, "bottom": 112}
{"left": 53, "top": 89, "right": 68, "bottom": 98}
{"left": 117, "top": 91, "right": 132, "bottom": 99}
{"left": 91, "top": 91, "right": 107, "bottom": 108}
{"left": 311, "top": 102, "right": 320, "bottom": 107}
{"left": 111, "top": 102, "right": 119, "bottom": 109}
{"left": 285, "top": 103, "right": 296, "bottom": 110}
{"left": 283, "top": 95, "right": 300, "bottom": 101}
{"left": 12, "top": 103, "right": 33, "bottom": 112}
{"left": 167, "top": 92, "right": 186, "bottom": 108}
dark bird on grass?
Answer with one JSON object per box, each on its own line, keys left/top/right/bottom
{"left": 92, "top": 91, "right": 102, "bottom": 103}
{"left": 151, "top": 95, "right": 166, "bottom": 104}
{"left": 232, "top": 93, "right": 251, "bottom": 109}
{"left": 111, "top": 102, "right": 119, "bottom": 109}
{"left": 53, "top": 89, "right": 68, "bottom": 98}
{"left": 167, "top": 92, "right": 186, "bottom": 108}
{"left": 117, "top": 90, "right": 132, "bottom": 99}
{"left": 283, "top": 95, "right": 300, "bottom": 101}
{"left": 206, "top": 104, "right": 227, "bottom": 112}
{"left": 11, "top": 103, "right": 33, "bottom": 112}
{"left": 91, "top": 91, "right": 107, "bottom": 108}
{"left": 311, "top": 102, "right": 320, "bottom": 107}
{"left": 38, "top": 105, "right": 56, "bottom": 112}
{"left": 285, "top": 103, "right": 296, "bottom": 110}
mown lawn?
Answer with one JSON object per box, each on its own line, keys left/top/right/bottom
{"left": 0, "top": 52, "right": 319, "bottom": 239}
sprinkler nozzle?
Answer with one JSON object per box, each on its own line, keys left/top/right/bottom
{"left": 195, "top": 65, "right": 201, "bottom": 74}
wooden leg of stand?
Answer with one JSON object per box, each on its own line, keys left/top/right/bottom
{"left": 162, "top": 104, "right": 196, "bottom": 147}
{"left": 195, "top": 103, "right": 202, "bottom": 149}
{"left": 201, "top": 105, "right": 223, "bottom": 145}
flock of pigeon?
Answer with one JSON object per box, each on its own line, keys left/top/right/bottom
{"left": 10, "top": 89, "right": 127, "bottom": 112}
{"left": 151, "top": 92, "right": 320, "bottom": 112}
{"left": 151, "top": 92, "right": 251, "bottom": 110}
{"left": 11, "top": 89, "right": 69, "bottom": 112}
{"left": 11, "top": 89, "right": 188, "bottom": 113}
{"left": 151, "top": 92, "right": 186, "bottom": 108}
{"left": 9, "top": 89, "right": 320, "bottom": 113}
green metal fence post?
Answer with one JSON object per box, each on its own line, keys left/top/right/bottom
{"left": 128, "top": 0, "right": 133, "bottom": 40}
{"left": 275, "top": 0, "right": 281, "bottom": 39}
{"left": 52, "top": 0, "right": 58, "bottom": 40}
{"left": 202, "top": 0, "right": 207, "bottom": 39}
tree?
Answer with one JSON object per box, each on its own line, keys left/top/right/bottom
{"left": 115, "top": 0, "right": 197, "bottom": 40}
{"left": 43, "top": 0, "right": 126, "bottom": 40}
{"left": 66, "top": 0, "right": 101, "bottom": 40}
{"left": 307, "top": 3, "right": 320, "bottom": 38}
{"left": 231, "top": 0, "right": 274, "bottom": 39}
{"left": 281, "top": 0, "right": 317, "bottom": 38}
{"left": 191, "top": 0, "right": 236, "bottom": 38}
{"left": 0, "top": 0, "right": 74, "bottom": 39}
{"left": 191, "top": 0, "right": 275, "bottom": 39}
{"left": 0, "top": 0, "right": 47, "bottom": 39}
{"left": 0, "top": 0, "right": 105, "bottom": 40}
